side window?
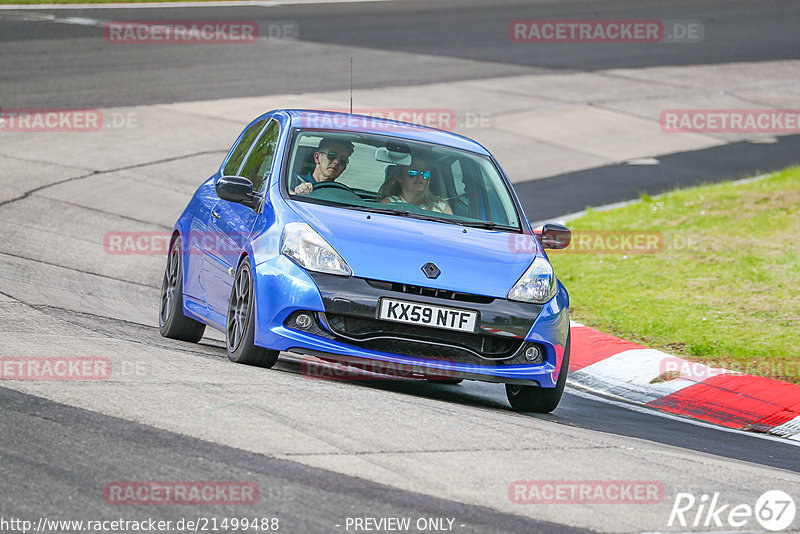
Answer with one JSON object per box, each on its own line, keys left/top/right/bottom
{"left": 222, "top": 119, "right": 268, "bottom": 176}
{"left": 240, "top": 120, "right": 280, "bottom": 192}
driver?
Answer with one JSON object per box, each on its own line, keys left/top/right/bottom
{"left": 291, "top": 138, "right": 354, "bottom": 195}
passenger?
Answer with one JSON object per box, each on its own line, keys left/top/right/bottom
{"left": 291, "top": 138, "right": 354, "bottom": 195}
{"left": 378, "top": 157, "right": 453, "bottom": 214}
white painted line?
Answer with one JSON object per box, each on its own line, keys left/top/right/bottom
{"left": 54, "top": 16, "right": 101, "bottom": 25}
{"left": 566, "top": 385, "right": 800, "bottom": 447}
{"left": 770, "top": 415, "right": 800, "bottom": 439}
{"left": 569, "top": 348, "right": 716, "bottom": 404}
{"left": 0, "top": 0, "right": 391, "bottom": 9}
{"left": 10, "top": 12, "right": 55, "bottom": 21}
{"left": 748, "top": 136, "right": 779, "bottom": 144}
{"left": 531, "top": 198, "right": 640, "bottom": 228}
{"left": 541, "top": 199, "right": 641, "bottom": 228}
{"left": 626, "top": 157, "right": 660, "bottom": 165}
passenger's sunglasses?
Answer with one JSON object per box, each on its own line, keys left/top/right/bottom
{"left": 319, "top": 151, "right": 349, "bottom": 166}
{"left": 407, "top": 169, "right": 430, "bottom": 179}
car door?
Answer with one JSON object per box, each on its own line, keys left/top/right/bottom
{"left": 203, "top": 118, "right": 280, "bottom": 318}
{"left": 183, "top": 181, "right": 221, "bottom": 304}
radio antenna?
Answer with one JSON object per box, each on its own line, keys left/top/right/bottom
{"left": 349, "top": 57, "right": 353, "bottom": 114}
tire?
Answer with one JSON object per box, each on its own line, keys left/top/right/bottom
{"left": 159, "top": 237, "right": 206, "bottom": 342}
{"left": 505, "top": 331, "right": 570, "bottom": 413}
{"left": 226, "top": 259, "right": 279, "bottom": 368}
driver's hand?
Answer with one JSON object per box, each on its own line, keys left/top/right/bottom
{"left": 293, "top": 182, "right": 313, "bottom": 195}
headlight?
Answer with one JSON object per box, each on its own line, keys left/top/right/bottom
{"left": 507, "top": 255, "right": 557, "bottom": 304}
{"left": 281, "top": 222, "right": 352, "bottom": 276}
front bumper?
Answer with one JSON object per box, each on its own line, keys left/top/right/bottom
{"left": 251, "top": 256, "right": 570, "bottom": 386}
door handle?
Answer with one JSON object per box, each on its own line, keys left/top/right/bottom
{"left": 211, "top": 210, "right": 220, "bottom": 219}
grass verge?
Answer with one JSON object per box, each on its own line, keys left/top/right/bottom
{"left": 550, "top": 167, "right": 800, "bottom": 383}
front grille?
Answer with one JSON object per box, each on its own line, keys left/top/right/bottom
{"left": 364, "top": 279, "right": 494, "bottom": 304}
{"left": 323, "top": 313, "right": 522, "bottom": 362}
{"left": 352, "top": 338, "right": 488, "bottom": 364}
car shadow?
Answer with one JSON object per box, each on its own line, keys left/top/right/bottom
{"left": 275, "top": 354, "right": 516, "bottom": 412}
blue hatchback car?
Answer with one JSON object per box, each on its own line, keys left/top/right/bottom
{"left": 159, "top": 109, "right": 572, "bottom": 412}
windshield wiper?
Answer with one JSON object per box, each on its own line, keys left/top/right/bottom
{"left": 349, "top": 205, "right": 412, "bottom": 216}
{"left": 407, "top": 214, "right": 510, "bottom": 230}
{"left": 457, "top": 220, "right": 500, "bottom": 229}
{"left": 348, "top": 206, "right": 515, "bottom": 230}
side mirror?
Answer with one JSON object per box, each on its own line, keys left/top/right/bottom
{"left": 538, "top": 223, "right": 571, "bottom": 250}
{"left": 216, "top": 176, "right": 259, "bottom": 209}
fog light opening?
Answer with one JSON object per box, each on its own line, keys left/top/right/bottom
{"left": 524, "top": 345, "right": 542, "bottom": 363}
{"left": 296, "top": 313, "right": 313, "bottom": 329}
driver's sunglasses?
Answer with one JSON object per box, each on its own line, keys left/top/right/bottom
{"left": 407, "top": 169, "right": 430, "bottom": 179}
{"left": 320, "top": 151, "right": 349, "bottom": 166}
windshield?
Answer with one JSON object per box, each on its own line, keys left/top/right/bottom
{"left": 284, "top": 130, "right": 522, "bottom": 230}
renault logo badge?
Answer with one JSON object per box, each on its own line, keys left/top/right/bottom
{"left": 422, "top": 262, "right": 441, "bottom": 279}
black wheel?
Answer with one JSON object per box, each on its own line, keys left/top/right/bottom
{"left": 506, "top": 332, "right": 571, "bottom": 413}
{"left": 226, "top": 259, "right": 279, "bottom": 368}
{"left": 159, "top": 237, "right": 206, "bottom": 342}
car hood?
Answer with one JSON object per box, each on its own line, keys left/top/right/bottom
{"left": 290, "top": 202, "right": 540, "bottom": 298}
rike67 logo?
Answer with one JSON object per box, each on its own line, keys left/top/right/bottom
{"left": 669, "top": 490, "right": 796, "bottom": 531}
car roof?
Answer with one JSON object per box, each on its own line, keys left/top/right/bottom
{"left": 276, "top": 109, "right": 491, "bottom": 156}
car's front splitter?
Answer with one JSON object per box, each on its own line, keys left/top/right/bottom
{"left": 272, "top": 323, "right": 560, "bottom": 386}
{"left": 250, "top": 256, "right": 568, "bottom": 387}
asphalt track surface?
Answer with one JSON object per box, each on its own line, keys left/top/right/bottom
{"left": 3, "top": 0, "right": 800, "bottom": 218}
{"left": 1, "top": 387, "right": 586, "bottom": 534}
{"left": 523, "top": 133, "right": 800, "bottom": 219}
{"left": 1, "top": 0, "right": 799, "bottom": 108}
{"left": 2, "top": 1, "right": 800, "bottom": 532}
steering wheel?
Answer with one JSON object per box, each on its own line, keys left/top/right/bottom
{"left": 313, "top": 181, "right": 357, "bottom": 194}
{"left": 311, "top": 182, "right": 363, "bottom": 202}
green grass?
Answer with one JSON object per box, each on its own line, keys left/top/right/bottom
{"left": 550, "top": 167, "right": 800, "bottom": 383}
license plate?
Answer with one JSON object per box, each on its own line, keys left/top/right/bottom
{"left": 377, "top": 298, "right": 478, "bottom": 333}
